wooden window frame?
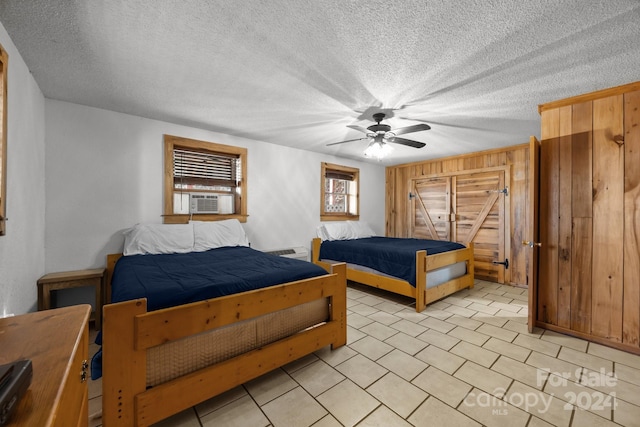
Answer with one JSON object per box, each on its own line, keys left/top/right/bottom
{"left": 321, "top": 162, "right": 359, "bottom": 221}
{"left": 163, "top": 135, "right": 247, "bottom": 223}
{"left": 0, "top": 44, "right": 7, "bottom": 235}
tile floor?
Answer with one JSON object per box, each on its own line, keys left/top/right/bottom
{"left": 87, "top": 280, "right": 640, "bottom": 426}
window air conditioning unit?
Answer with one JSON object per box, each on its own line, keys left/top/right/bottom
{"left": 264, "top": 247, "right": 309, "bottom": 262}
{"left": 190, "top": 194, "right": 219, "bottom": 214}
{"left": 189, "top": 194, "right": 234, "bottom": 214}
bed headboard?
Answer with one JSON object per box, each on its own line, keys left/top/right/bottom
{"left": 105, "top": 253, "right": 123, "bottom": 304}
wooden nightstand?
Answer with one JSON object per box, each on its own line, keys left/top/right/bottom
{"left": 37, "top": 268, "right": 105, "bottom": 330}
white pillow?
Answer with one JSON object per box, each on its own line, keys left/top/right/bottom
{"left": 348, "top": 221, "right": 376, "bottom": 238}
{"left": 321, "top": 222, "right": 357, "bottom": 241}
{"left": 191, "top": 219, "right": 249, "bottom": 251}
{"left": 123, "top": 223, "right": 194, "bottom": 256}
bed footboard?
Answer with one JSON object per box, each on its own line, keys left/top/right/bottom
{"left": 102, "top": 263, "right": 347, "bottom": 427}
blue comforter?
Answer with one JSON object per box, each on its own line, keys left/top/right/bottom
{"left": 91, "top": 246, "right": 327, "bottom": 379}
{"left": 319, "top": 237, "right": 465, "bottom": 287}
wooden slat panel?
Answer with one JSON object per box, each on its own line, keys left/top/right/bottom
{"left": 591, "top": 95, "right": 624, "bottom": 341}
{"left": 623, "top": 90, "right": 640, "bottom": 346}
{"left": 570, "top": 101, "right": 593, "bottom": 333}
{"left": 557, "top": 106, "right": 572, "bottom": 328}
{"left": 510, "top": 148, "right": 527, "bottom": 286}
{"left": 538, "top": 109, "right": 560, "bottom": 325}
{"left": 528, "top": 136, "right": 541, "bottom": 332}
{"left": 413, "top": 177, "right": 449, "bottom": 240}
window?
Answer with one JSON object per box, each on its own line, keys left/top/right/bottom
{"left": 0, "top": 43, "right": 7, "bottom": 235}
{"left": 163, "top": 135, "right": 247, "bottom": 223}
{"left": 321, "top": 162, "right": 359, "bottom": 221}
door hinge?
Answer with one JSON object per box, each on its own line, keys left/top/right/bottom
{"left": 493, "top": 258, "right": 509, "bottom": 269}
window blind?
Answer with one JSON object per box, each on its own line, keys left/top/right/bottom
{"left": 173, "top": 148, "right": 240, "bottom": 188}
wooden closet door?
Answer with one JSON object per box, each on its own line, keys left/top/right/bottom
{"left": 454, "top": 170, "right": 506, "bottom": 283}
{"left": 411, "top": 176, "right": 451, "bottom": 240}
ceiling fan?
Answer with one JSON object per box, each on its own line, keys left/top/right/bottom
{"left": 328, "top": 112, "right": 431, "bottom": 159}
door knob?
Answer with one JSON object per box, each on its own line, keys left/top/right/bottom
{"left": 522, "top": 241, "right": 542, "bottom": 248}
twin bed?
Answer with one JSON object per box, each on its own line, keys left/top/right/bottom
{"left": 97, "top": 220, "right": 474, "bottom": 426}
{"left": 311, "top": 221, "right": 475, "bottom": 312}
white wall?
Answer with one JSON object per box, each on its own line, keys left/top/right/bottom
{"left": 0, "top": 23, "right": 46, "bottom": 316}
{"left": 45, "top": 100, "right": 386, "bottom": 273}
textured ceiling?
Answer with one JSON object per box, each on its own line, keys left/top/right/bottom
{"left": 1, "top": 1, "right": 639, "bottom": 165}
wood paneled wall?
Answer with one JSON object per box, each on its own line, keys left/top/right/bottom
{"left": 386, "top": 144, "right": 530, "bottom": 287}
{"left": 535, "top": 81, "right": 640, "bottom": 354}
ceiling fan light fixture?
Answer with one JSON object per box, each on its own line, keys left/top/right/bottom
{"left": 364, "top": 140, "right": 393, "bottom": 160}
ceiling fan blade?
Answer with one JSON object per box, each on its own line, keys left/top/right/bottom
{"left": 388, "top": 137, "right": 426, "bottom": 148}
{"left": 391, "top": 123, "right": 431, "bottom": 136}
{"left": 347, "top": 124, "right": 372, "bottom": 134}
{"left": 327, "top": 137, "right": 369, "bottom": 147}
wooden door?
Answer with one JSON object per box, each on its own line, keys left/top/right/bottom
{"left": 527, "top": 136, "right": 540, "bottom": 333}
{"left": 411, "top": 176, "right": 451, "bottom": 240}
{"left": 454, "top": 170, "right": 506, "bottom": 283}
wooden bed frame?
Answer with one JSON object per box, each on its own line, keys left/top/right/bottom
{"left": 312, "top": 238, "right": 474, "bottom": 312}
{"left": 101, "top": 253, "right": 347, "bottom": 427}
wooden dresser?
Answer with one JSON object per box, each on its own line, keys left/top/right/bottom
{"left": 0, "top": 304, "right": 91, "bottom": 427}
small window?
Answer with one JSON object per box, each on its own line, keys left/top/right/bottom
{"left": 321, "top": 162, "right": 359, "bottom": 221}
{"left": 0, "top": 43, "right": 7, "bottom": 235}
{"left": 163, "top": 135, "right": 247, "bottom": 223}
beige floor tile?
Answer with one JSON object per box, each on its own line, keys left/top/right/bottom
{"left": 415, "top": 344, "right": 465, "bottom": 374}
{"left": 389, "top": 318, "right": 427, "bottom": 337}
{"left": 558, "top": 346, "right": 613, "bottom": 373}
{"left": 196, "top": 386, "right": 248, "bottom": 418}
{"left": 349, "top": 335, "right": 394, "bottom": 361}
{"left": 368, "top": 310, "right": 402, "bottom": 325}
{"left": 335, "top": 354, "right": 388, "bottom": 388}
{"left": 488, "top": 301, "right": 521, "bottom": 313}
{"left": 448, "top": 326, "right": 491, "bottom": 346}
{"left": 542, "top": 373, "right": 614, "bottom": 420}
{"left": 373, "top": 300, "right": 407, "bottom": 314}
{"left": 481, "top": 293, "right": 515, "bottom": 304}
{"left": 458, "top": 387, "right": 530, "bottom": 427}
{"left": 502, "top": 320, "right": 543, "bottom": 336}
{"left": 505, "top": 381, "right": 572, "bottom": 427}
{"left": 444, "top": 295, "right": 474, "bottom": 308}
{"left": 347, "top": 325, "right": 367, "bottom": 344}
{"left": 588, "top": 342, "right": 640, "bottom": 370}
{"left": 526, "top": 351, "right": 582, "bottom": 382}
{"left": 409, "top": 396, "right": 481, "bottom": 427}
{"left": 527, "top": 416, "right": 554, "bottom": 427}
{"left": 477, "top": 323, "right": 518, "bottom": 343}
{"left": 454, "top": 361, "right": 512, "bottom": 396}
{"left": 472, "top": 313, "right": 509, "bottom": 328}
{"left": 483, "top": 337, "right": 531, "bottom": 362}
{"left": 358, "top": 295, "right": 388, "bottom": 306}
{"left": 394, "top": 308, "right": 428, "bottom": 323}
{"left": 383, "top": 332, "right": 428, "bottom": 356}
{"left": 360, "top": 321, "right": 399, "bottom": 341}
{"left": 317, "top": 380, "right": 380, "bottom": 427}
{"left": 468, "top": 302, "right": 501, "bottom": 315}
{"left": 446, "top": 314, "right": 483, "bottom": 330}
{"left": 451, "top": 340, "right": 500, "bottom": 368}
{"left": 444, "top": 304, "right": 479, "bottom": 318}
{"left": 261, "top": 386, "right": 327, "bottom": 427}
{"left": 314, "top": 344, "right": 358, "bottom": 366}
{"left": 612, "top": 398, "right": 640, "bottom": 426}
{"left": 420, "top": 315, "right": 457, "bottom": 333}
{"left": 367, "top": 372, "right": 427, "bottom": 418}
{"left": 347, "top": 312, "right": 374, "bottom": 329}
{"left": 349, "top": 303, "right": 379, "bottom": 316}
{"left": 412, "top": 366, "right": 472, "bottom": 407}
{"left": 357, "top": 405, "right": 412, "bottom": 427}
{"left": 289, "top": 360, "right": 345, "bottom": 397}
{"left": 585, "top": 369, "right": 640, "bottom": 407}
{"left": 463, "top": 293, "right": 493, "bottom": 306}
{"left": 572, "top": 408, "right": 619, "bottom": 427}
{"left": 283, "top": 352, "right": 319, "bottom": 374}
{"left": 491, "top": 356, "right": 545, "bottom": 390}
{"left": 614, "top": 362, "right": 640, "bottom": 386}
{"left": 244, "top": 368, "right": 297, "bottom": 406}
{"left": 200, "top": 395, "right": 269, "bottom": 427}
{"left": 312, "top": 414, "right": 343, "bottom": 427}
{"left": 377, "top": 348, "right": 428, "bottom": 381}
{"left": 539, "top": 330, "right": 588, "bottom": 352}
{"left": 152, "top": 408, "right": 202, "bottom": 427}
{"left": 416, "top": 328, "right": 460, "bottom": 351}
{"left": 514, "top": 334, "right": 560, "bottom": 357}
{"left": 88, "top": 396, "right": 102, "bottom": 427}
